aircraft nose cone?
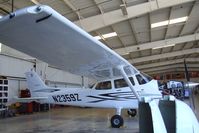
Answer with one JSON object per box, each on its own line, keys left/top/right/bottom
{"left": 184, "top": 82, "right": 199, "bottom": 88}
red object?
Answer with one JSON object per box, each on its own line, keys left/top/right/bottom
{"left": 27, "top": 103, "right": 33, "bottom": 113}
{"left": 20, "top": 89, "right": 31, "bottom": 98}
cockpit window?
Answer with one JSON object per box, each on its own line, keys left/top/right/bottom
{"left": 95, "top": 81, "right": 112, "bottom": 90}
{"left": 136, "top": 73, "right": 152, "bottom": 85}
{"left": 114, "top": 77, "right": 135, "bottom": 88}
{"left": 141, "top": 72, "right": 152, "bottom": 81}
{"left": 136, "top": 74, "right": 147, "bottom": 85}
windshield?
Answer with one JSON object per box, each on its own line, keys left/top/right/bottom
{"left": 136, "top": 72, "right": 152, "bottom": 85}
{"left": 141, "top": 72, "right": 152, "bottom": 81}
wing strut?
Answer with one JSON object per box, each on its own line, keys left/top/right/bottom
{"left": 117, "top": 65, "right": 139, "bottom": 99}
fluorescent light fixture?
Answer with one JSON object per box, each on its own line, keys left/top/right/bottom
{"left": 31, "top": 0, "right": 40, "bottom": 5}
{"left": 0, "top": 16, "right": 2, "bottom": 19}
{"left": 94, "top": 32, "right": 117, "bottom": 40}
{"left": 94, "top": 36, "right": 101, "bottom": 40}
{"left": 151, "top": 20, "right": 169, "bottom": 28}
{"left": 103, "top": 32, "right": 117, "bottom": 38}
{"left": 151, "top": 16, "right": 188, "bottom": 28}
{"left": 152, "top": 44, "right": 175, "bottom": 50}
{"left": 169, "top": 16, "right": 188, "bottom": 24}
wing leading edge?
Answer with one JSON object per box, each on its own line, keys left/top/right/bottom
{"left": 0, "top": 5, "right": 138, "bottom": 80}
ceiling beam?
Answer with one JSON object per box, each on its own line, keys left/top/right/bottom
{"left": 136, "top": 58, "right": 199, "bottom": 70}
{"left": 129, "top": 48, "right": 199, "bottom": 64}
{"left": 116, "top": 33, "right": 199, "bottom": 55}
{"left": 62, "top": 0, "right": 82, "bottom": 19}
{"left": 74, "top": 0, "right": 195, "bottom": 32}
{"left": 142, "top": 64, "right": 199, "bottom": 73}
{"left": 147, "top": 68, "right": 199, "bottom": 75}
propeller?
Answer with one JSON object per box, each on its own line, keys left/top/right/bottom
{"left": 183, "top": 59, "right": 198, "bottom": 110}
{"left": 184, "top": 59, "right": 190, "bottom": 82}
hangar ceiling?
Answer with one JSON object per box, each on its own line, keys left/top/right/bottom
{"left": 0, "top": 0, "right": 199, "bottom": 76}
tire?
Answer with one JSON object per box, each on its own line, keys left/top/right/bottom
{"left": 110, "top": 115, "right": 124, "bottom": 128}
{"left": 127, "top": 109, "right": 137, "bottom": 117}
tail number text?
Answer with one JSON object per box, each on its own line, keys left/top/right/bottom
{"left": 52, "top": 94, "right": 82, "bottom": 103}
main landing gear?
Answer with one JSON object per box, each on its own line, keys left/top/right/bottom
{"left": 111, "top": 115, "right": 124, "bottom": 128}
{"left": 110, "top": 108, "right": 137, "bottom": 128}
{"left": 111, "top": 108, "right": 123, "bottom": 128}
{"left": 127, "top": 109, "right": 137, "bottom": 117}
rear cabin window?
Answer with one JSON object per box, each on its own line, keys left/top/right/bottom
{"left": 114, "top": 77, "right": 135, "bottom": 88}
{"left": 95, "top": 81, "right": 112, "bottom": 90}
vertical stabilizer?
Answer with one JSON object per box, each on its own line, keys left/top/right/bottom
{"left": 25, "top": 71, "right": 47, "bottom": 93}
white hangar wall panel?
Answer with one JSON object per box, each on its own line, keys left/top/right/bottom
{"left": 45, "top": 67, "right": 83, "bottom": 87}
{"left": 0, "top": 54, "right": 34, "bottom": 77}
{"left": 8, "top": 79, "right": 27, "bottom": 102}
{"left": 0, "top": 54, "right": 93, "bottom": 101}
{"left": 36, "top": 63, "right": 93, "bottom": 88}
{"left": 0, "top": 54, "right": 90, "bottom": 87}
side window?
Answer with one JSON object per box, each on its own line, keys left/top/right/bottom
{"left": 114, "top": 77, "right": 135, "bottom": 88}
{"left": 136, "top": 74, "right": 147, "bottom": 85}
{"left": 95, "top": 81, "right": 112, "bottom": 90}
{"left": 129, "top": 77, "right": 135, "bottom": 86}
{"left": 114, "top": 79, "right": 128, "bottom": 88}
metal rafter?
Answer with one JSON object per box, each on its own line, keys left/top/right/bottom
{"left": 142, "top": 64, "right": 199, "bottom": 73}
{"left": 115, "top": 33, "right": 199, "bottom": 55}
{"left": 128, "top": 19, "right": 141, "bottom": 57}
{"left": 164, "top": 7, "right": 172, "bottom": 40}
{"left": 136, "top": 58, "right": 199, "bottom": 69}
{"left": 111, "top": 26, "right": 125, "bottom": 48}
{"left": 129, "top": 48, "right": 199, "bottom": 64}
{"left": 163, "top": 7, "right": 172, "bottom": 54}
{"left": 145, "top": 68, "right": 199, "bottom": 75}
{"left": 146, "top": 68, "right": 199, "bottom": 75}
{"left": 74, "top": 0, "right": 195, "bottom": 32}
{"left": 93, "top": 0, "right": 104, "bottom": 14}
{"left": 179, "top": 1, "right": 196, "bottom": 36}
{"left": 62, "top": 0, "right": 82, "bottom": 20}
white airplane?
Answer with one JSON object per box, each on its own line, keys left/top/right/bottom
{"left": 0, "top": 5, "right": 198, "bottom": 132}
{"left": 22, "top": 69, "right": 161, "bottom": 128}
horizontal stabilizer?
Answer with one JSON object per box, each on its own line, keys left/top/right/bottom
{"left": 13, "top": 96, "right": 48, "bottom": 103}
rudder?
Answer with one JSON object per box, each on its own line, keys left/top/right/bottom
{"left": 25, "top": 70, "right": 46, "bottom": 94}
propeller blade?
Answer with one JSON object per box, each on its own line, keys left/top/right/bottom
{"left": 184, "top": 59, "right": 190, "bottom": 82}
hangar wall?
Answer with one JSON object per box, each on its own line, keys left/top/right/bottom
{"left": 0, "top": 45, "right": 94, "bottom": 101}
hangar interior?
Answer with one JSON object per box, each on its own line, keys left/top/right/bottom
{"left": 0, "top": 0, "right": 199, "bottom": 132}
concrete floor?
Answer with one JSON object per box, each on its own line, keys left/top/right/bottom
{"left": 0, "top": 92, "right": 199, "bottom": 133}
{"left": 0, "top": 107, "right": 139, "bottom": 133}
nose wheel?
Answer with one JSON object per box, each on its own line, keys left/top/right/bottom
{"left": 110, "top": 115, "right": 124, "bottom": 128}
{"left": 127, "top": 109, "right": 137, "bottom": 117}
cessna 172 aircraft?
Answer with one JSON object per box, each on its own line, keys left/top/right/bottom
{"left": 23, "top": 69, "right": 161, "bottom": 128}
{"left": 0, "top": 5, "right": 198, "bottom": 132}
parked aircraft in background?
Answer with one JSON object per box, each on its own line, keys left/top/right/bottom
{"left": 0, "top": 5, "right": 198, "bottom": 132}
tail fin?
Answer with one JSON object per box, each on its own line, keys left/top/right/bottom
{"left": 25, "top": 71, "right": 47, "bottom": 93}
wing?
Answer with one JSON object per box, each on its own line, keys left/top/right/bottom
{"left": 0, "top": 5, "right": 139, "bottom": 80}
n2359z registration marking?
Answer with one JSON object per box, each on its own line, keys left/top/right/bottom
{"left": 52, "top": 93, "right": 82, "bottom": 102}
